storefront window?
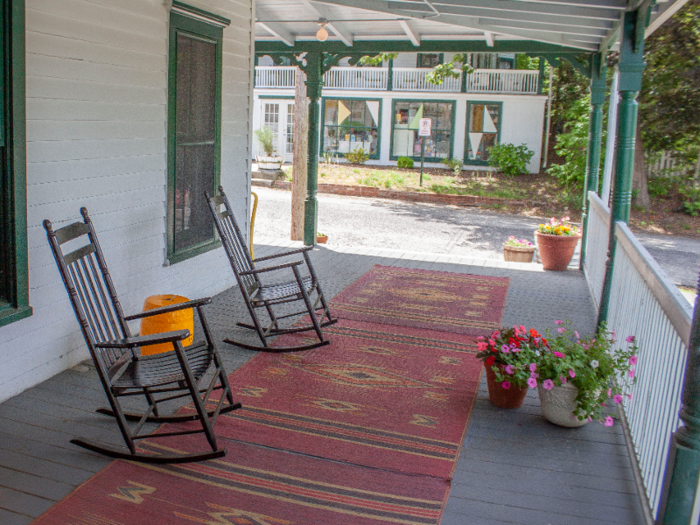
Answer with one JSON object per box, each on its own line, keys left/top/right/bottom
{"left": 322, "top": 99, "right": 380, "bottom": 159}
{"left": 391, "top": 101, "right": 453, "bottom": 161}
{"left": 465, "top": 102, "right": 501, "bottom": 164}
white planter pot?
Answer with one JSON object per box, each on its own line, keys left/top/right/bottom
{"left": 256, "top": 156, "right": 284, "bottom": 170}
{"left": 537, "top": 382, "right": 589, "bottom": 428}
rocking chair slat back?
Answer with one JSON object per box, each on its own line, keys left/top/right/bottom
{"left": 206, "top": 187, "right": 258, "bottom": 294}
{"left": 45, "top": 208, "right": 133, "bottom": 373}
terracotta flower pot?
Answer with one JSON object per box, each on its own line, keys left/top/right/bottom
{"left": 503, "top": 244, "right": 535, "bottom": 263}
{"left": 537, "top": 382, "right": 588, "bottom": 427}
{"left": 484, "top": 363, "right": 528, "bottom": 409}
{"left": 534, "top": 231, "right": 581, "bottom": 271}
{"left": 316, "top": 234, "right": 328, "bottom": 244}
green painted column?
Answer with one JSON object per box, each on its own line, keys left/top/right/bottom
{"left": 537, "top": 57, "right": 545, "bottom": 95}
{"left": 387, "top": 58, "right": 393, "bottom": 91}
{"left": 657, "top": 272, "right": 700, "bottom": 524}
{"left": 579, "top": 53, "right": 607, "bottom": 270}
{"left": 597, "top": 9, "right": 646, "bottom": 327}
{"left": 303, "top": 52, "right": 324, "bottom": 245}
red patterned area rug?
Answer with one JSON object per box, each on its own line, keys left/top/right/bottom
{"left": 329, "top": 265, "right": 509, "bottom": 335}
{"left": 195, "top": 319, "right": 481, "bottom": 479}
{"left": 33, "top": 266, "right": 509, "bottom": 525}
{"left": 33, "top": 437, "right": 449, "bottom": 525}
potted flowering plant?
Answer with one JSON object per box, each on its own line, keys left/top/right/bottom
{"left": 475, "top": 326, "right": 548, "bottom": 409}
{"left": 528, "top": 320, "right": 638, "bottom": 427}
{"left": 534, "top": 216, "right": 581, "bottom": 271}
{"left": 502, "top": 236, "right": 535, "bottom": 263}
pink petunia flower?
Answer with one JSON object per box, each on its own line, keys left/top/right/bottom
{"left": 476, "top": 336, "right": 485, "bottom": 341}
{"left": 614, "top": 394, "right": 623, "bottom": 404}
{"left": 501, "top": 344, "right": 510, "bottom": 352}
{"left": 607, "top": 388, "right": 612, "bottom": 397}
{"left": 627, "top": 393, "right": 633, "bottom": 401}
{"left": 529, "top": 363, "right": 537, "bottom": 373}
{"left": 629, "top": 369, "right": 636, "bottom": 379}
{"left": 519, "top": 325, "right": 527, "bottom": 333}
{"left": 604, "top": 416, "right": 614, "bottom": 427}
{"left": 554, "top": 320, "right": 564, "bottom": 325}
{"left": 559, "top": 376, "right": 567, "bottom": 384}
{"left": 574, "top": 331, "right": 580, "bottom": 340}
{"left": 488, "top": 339, "right": 496, "bottom": 347}
{"left": 530, "top": 372, "right": 539, "bottom": 379}
{"left": 553, "top": 351, "right": 565, "bottom": 358}
{"left": 505, "top": 365, "right": 515, "bottom": 375}
{"left": 477, "top": 342, "right": 488, "bottom": 351}
{"left": 629, "top": 356, "right": 637, "bottom": 366}
{"left": 542, "top": 379, "right": 554, "bottom": 390}
{"left": 626, "top": 335, "right": 635, "bottom": 343}
{"left": 527, "top": 377, "right": 538, "bottom": 389}
{"left": 502, "top": 381, "right": 511, "bottom": 390}
{"left": 557, "top": 328, "right": 566, "bottom": 334}
{"left": 569, "top": 369, "right": 576, "bottom": 379}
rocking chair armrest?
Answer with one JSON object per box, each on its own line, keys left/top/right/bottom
{"left": 96, "top": 330, "right": 191, "bottom": 349}
{"left": 124, "top": 297, "right": 212, "bottom": 321}
{"left": 239, "top": 260, "right": 303, "bottom": 276}
{"left": 253, "top": 246, "right": 313, "bottom": 263}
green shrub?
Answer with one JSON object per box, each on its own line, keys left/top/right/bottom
{"left": 546, "top": 95, "right": 591, "bottom": 187}
{"left": 397, "top": 156, "right": 414, "bottom": 169}
{"left": 441, "top": 157, "right": 464, "bottom": 176}
{"left": 647, "top": 177, "right": 675, "bottom": 198}
{"left": 254, "top": 127, "right": 276, "bottom": 156}
{"left": 680, "top": 184, "right": 700, "bottom": 216}
{"left": 384, "top": 172, "right": 405, "bottom": 189}
{"left": 487, "top": 143, "right": 534, "bottom": 177}
{"left": 345, "top": 147, "right": 369, "bottom": 165}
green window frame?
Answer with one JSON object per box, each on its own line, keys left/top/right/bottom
{"left": 390, "top": 99, "right": 455, "bottom": 162}
{"left": 416, "top": 53, "right": 443, "bottom": 68}
{"left": 464, "top": 101, "right": 503, "bottom": 166}
{"left": 320, "top": 98, "right": 382, "bottom": 161}
{"left": 166, "top": 2, "right": 230, "bottom": 264}
{"left": 0, "top": 0, "right": 31, "bottom": 328}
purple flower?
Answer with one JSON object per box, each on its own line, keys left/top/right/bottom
{"left": 542, "top": 379, "right": 554, "bottom": 390}
{"left": 629, "top": 356, "right": 637, "bottom": 366}
{"left": 554, "top": 320, "right": 564, "bottom": 325}
{"left": 529, "top": 363, "right": 537, "bottom": 373}
{"left": 505, "top": 365, "right": 515, "bottom": 375}
{"left": 604, "top": 416, "right": 614, "bottom": 427}
{"left": 614, "top": 394, "right": 623, "bottom": 404}
{"left": 628, "top": 369, "right": 635, "bottom": 379}
{"left": 502, "top": 381, "right": 511, "bottom": 390}
{"left": 559, "top": 375, "right": 567, "bottom": 384}
{"left": 501, "top": 344, "right": 510, "bottom": 352}
{"left": 568, "top": 369, "right": 576, "bottom": 379}
{"left": 626, "top": 335, "right": 635, "bottom": 343}
{"left": 530, "top": 372, "right": 539, "bottom": 379}
{"left": 553, "top": 351, "right": 565, "bottom": 358}
{"left": 527, "top": 377, "right": 538, "bottom": 389}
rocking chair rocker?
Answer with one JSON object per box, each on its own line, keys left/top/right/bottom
{"left": 44, "top": 208, "right": 241, "bottom": 464}
{"left": 206, "top": 186, "right": 336, "bottom": 352}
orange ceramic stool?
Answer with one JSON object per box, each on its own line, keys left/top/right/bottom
{"left": 139, "top": 295, "right": 194, "bottom": 355}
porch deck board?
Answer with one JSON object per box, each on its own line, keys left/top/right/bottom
{"left": 0, "top": 241, "right": 646, "bottom": 524}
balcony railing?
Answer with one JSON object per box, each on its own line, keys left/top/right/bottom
{"left": 255, "top": 66, "right": 539, "bottom": 95}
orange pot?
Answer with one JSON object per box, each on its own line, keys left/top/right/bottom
{"left": 535, "top": 231, "right": 581, "bottom": 271}
{"left": 139, "top": 294, "right": 193, "bottom": 355}
{"left": 484, "top": 363, "right": 528, "bottom": 409}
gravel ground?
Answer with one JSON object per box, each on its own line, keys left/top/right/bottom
{"left": 252, "top": 186, "right": 700, "bottom": 290}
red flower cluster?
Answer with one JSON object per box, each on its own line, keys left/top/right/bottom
{"left": 475, "top": 325, "right": 548, "bottom": 367}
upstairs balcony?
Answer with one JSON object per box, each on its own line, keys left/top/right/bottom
{"left": 255, "top": 66, "right": 540, "bottom": 95}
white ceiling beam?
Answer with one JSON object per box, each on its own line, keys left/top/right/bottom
{"left": 479, "top": 18, "right": 608, "bottom": 37}
{"left": 305, "top": 0, "right": 354, "bottom": 46}
{"left": 312, "top": 0, "right": 600, "bottom": 50}
{"left": 256, "top": 7, "right": 296, "bottom": 46}
{"left": 399, "top": 20, "right": 421, "bottom": 45}
{"left": 646, "top": 0, "right": 690, "bottom": 38}
{"left": 495, "top": 0, "right": 626, "bottom": 8}
{"left": 483, "top": 30, "right": 494, "bottom": 47}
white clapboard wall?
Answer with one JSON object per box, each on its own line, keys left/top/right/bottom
{"left": 0, "top": 0, "right": 254, "bottom": 403}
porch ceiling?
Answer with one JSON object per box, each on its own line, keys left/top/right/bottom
{"left": 255, "top": 0, "right": 690, "bottom": 53}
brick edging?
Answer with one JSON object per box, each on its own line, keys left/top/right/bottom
{"left": 256, "top": 179, "right": 522, "bottom": 208}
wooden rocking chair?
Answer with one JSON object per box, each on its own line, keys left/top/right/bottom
{"left": 206, "top": 186, "right": 336, "bottom": 352}
{"left": 44, "top": 208, "right": 241, "bottom": 463}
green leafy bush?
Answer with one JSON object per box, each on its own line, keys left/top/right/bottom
{"left": 441, "top": 157, "right": 464, "bottom": 176}
{"left": 254, "top": 127, "right": 276, "bottom": 156}
{"left": 680, "top": 184, "right": 700, "bottom": 216}
{"left": 547, "top": 95, "right": 591, "bottom": 188}
{"left": 647, "top": 177, "right": 677, "bottom": 198}
{"left": 487, "top": 143, "right": 534, "bottom": 177}
{"left": 397, "top": 156, "right": 414, "bottom": 169}
{"left": 345, "top": 147, "right": 369, "bottom": 165}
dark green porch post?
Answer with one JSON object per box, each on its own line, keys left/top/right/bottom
{"left": 657, "top": 273, "right": 700, "bottom": 522}
{"left": 303, "top": 52, "right": 323, "bottom": 245}
{"left": 597, "top": 9, "right": 646, "bottom": 326}
{"left": 579, "top": 53, "right": 607, "bottom": 270}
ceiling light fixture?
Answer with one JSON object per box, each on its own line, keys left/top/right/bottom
{"left": 316, "top": 18, "right": 329, "bottom": 41}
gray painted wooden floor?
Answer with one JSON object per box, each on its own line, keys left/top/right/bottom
{"left": 0, "top": 239, "right": 645, "bottom": 525}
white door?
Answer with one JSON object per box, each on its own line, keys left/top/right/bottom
{"left": 260, "top": 100, "right": 294, "bottom": 163}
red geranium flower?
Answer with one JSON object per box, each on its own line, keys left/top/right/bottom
{"left": 485, "top": 355, "right": 496, "bottom": 367}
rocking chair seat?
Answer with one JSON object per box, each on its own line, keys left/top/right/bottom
{"left": 112, "top": 343, "right": 214, "bottom": 390}
{"left": 253, "top": 275, "right": 314, "bottom": 304}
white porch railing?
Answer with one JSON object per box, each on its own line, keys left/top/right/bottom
{"left": 323, "top": 67, "right": 388, "bottom": 90}
{"left": 392, "top": 67, "right": 462, "bottom": 92}
{"left": 254, "top": 66, "right": 539, "bottom": 95}
{"left": 255, "top": 66, "right": 296, "bottom": 88}
{"left": 584, "top": 192, "right": 610, "bottom": 308}
{"left": 584, "top": 201, "right": 693, "bottom": 520}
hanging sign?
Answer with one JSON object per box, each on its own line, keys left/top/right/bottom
{"left": 418, "top": 118, "right": 432, "bottom": 137}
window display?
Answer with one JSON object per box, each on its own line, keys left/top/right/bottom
{"left": 391, "top": 101, "right": 453, "bottom": 161}
{"left": 465, "top": 102, "right": 501, "bottom": 164}
{"left": 322, "top": 99, "right": 380, "bottom": 159}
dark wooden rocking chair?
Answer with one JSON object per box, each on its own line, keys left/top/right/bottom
{"left": 44, "top": 208, "right": 241, "bottom": 463}
{"left": 206, "top": 186, "right": 336, "bottom": 352}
